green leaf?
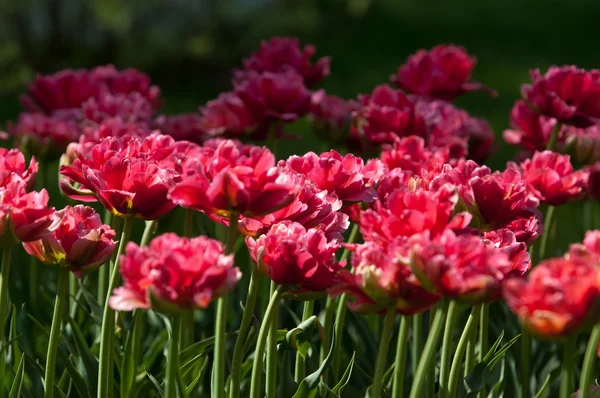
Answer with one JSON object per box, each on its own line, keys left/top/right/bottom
{"left": 292, "top": 323, "right": 336, "bottom": 398}
{"left": 9, "top": 305, "right": 22, "bottom": 374}
{"left": 464, "top": 362, "right": 490, "bottom": 392}
{"left": 121, "top": 310, "right": 143, "bottom": 397}
{"left": 145, "top": 368, "right": 165, "bottom": 397}
{"left": 78, "top": 280, "right": 104, "bottom": 325}
{"left": 143, "top": 330, "right": 168, "bottom": 370}
{"left": 483, "top": 330, "right": 505, "bottom": 362}
{"left": 8, "top": 353, "right": 24, "bottom": 398}
{"left": 179, "top": 335, "right": 217, "bottom": 363}
{"left": 67, "top": 316, "right": 99, "bottom": 393}
{"left": 534, "top": 367, "right": 561, "bottom": 398}
{"left": 488, "top": 334, "right": 521, "bottom": 370}
{"left": 332, "top": 352, "right": 355, "bottom": 395}
{"left": 286, "top": 315, "right": 320, "bottom": 359}
{"left": 185, "top": 356, "right": 208, "bottom": 397}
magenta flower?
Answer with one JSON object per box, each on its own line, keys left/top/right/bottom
{"left": 82, "top": 92, "right": 155, "bottom": 124}
{"left": 199, "top": 92, "right": 258, "bottom": 138}
{"left": 0, "top": 148, "right": 38, "bottom": 190}
{"left": 109, "top": 233, "right": 240, "bottom": 313}
{"left": 380, "top": 136, "right": 450, "bottom": 176}
{"left": 503, "top": 100, "right": 560, "bottom": 152}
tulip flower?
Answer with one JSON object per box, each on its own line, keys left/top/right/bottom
{"left": 0, "top": 148, "right": 38, "bottom": 190}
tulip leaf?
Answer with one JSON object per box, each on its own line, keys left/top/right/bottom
{"left": 8, "top": 353, "right": 24, "bottom": 398}
{"left": 488, "top": 334, "right": 521, "bottom": 370}
{"left": 9, "top": 305, "right": 22, "bottom": 374}
{"left": 143, "top": 330, "right": 168, "bottom": 370}
{"left": 67, "top": 316, "right": 99, "bottom": 393}
{"left": 286, "top": 315, "right": 320, "bottom": 359}
{"left": 292, "top": 323, "right": 336, "bottom": 398}
{"left": 332, "top": 351, "right": 355, "bottom": 395}
{"left": 121, "top": 310, "right": 143, "bottom": 397}
{"left": 179, "top": 333, "right": 222, "bottom": 363}
{"left": 77, "top": 285, "right": 104, "bottom": 326}
{"left": 483, "top": 330, "right": 505, "bottom": 362}
{"left": 464, "top": 362, "right": 490, "bottom": 392}
{"left": 145, "top": 368, "right": 165, "bottom": 397}
{"left": 534, "top": 367, "right": 561, "bottom": 398}
{"left": 185, "top": 355, "right": 208, "bottom": 397}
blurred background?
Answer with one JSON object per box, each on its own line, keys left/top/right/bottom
{"left": 1, "top": 0, "right": 600, "bottom": 169}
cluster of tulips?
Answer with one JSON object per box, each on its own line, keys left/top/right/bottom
{"left": 0, "top": 36, "right": 599, "bottom": 398}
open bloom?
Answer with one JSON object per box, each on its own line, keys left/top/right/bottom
{"left": 0, "top": 177, "right": 58, "bottom": 247}
{"left": 504, "top": 256, "right": 600, "bottom": 339}
{"left": 411, "top": 229, "right": 512, "bottom": 304}
{"left": 169, "top": 140, "right": 300, "bottom": 217}
{"left": 199, "top": 92, "right": 257, "bottom": 138}
{"left": 308, "top": 90, "right": 358, "bottom": 142}
{"left": 483, "top": 228, "right": 531, "bottom": 276}
{"left": 331, "top": 239, "right": 439, "bottom": 314}
{"left": 109, "top": 233, "right": 240, "bottom": 313}
{"left": 23, "top": 205, "right": 116, "bottom": 277}
{"left": 521, "top": 66, "right": 600, "bottom": 128}
{"left": 82, "top": 92, "right": 155, "bottom": 124}
{"left": 235, "top": 36, "right": 330, "bottom": 88}
{"left": 380, "top": 136, "right": 450, "bottom": 175}
{"left": 503, "top": 100, "right": 560, "bottom": 152}
{"left": 246, "top": 221, "right": 344, "bottom": 291}
{"left": 519, "top": 151, "right": 587, "bottom": 205}
{"left": 0, "top": 148, "right": 38, "bottom": 190}
{"left": 286, "top": 150, "right": 384, "bottom": 204}
{"left": 390, "top": 44, "right": 492, "bottom": 101}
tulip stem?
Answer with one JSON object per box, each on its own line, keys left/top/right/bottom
{"left": 97, "top": 212, "right": 119, "bottom": 306}
{"left": 0, "top": 246, "right": 13, "bottom": 395}
{"left": 559, "top": 335, "right": 577, "bottom": 398}
{"left": 294, "top": 300, "right": 315, "bottom": 383}
{"left": 478, "top": 303, "right": 489, "bottom": 398}
{"left": 329, "top": 222, "right": 360, "bottom": 379}
{"left": 44, "top": 267, "right": 69, "bottom": 398}
{"left": 29, "top": 164, "right": 46, "bottom": 319}
{"left": 229, "top": 262, "right": 262, "bottom": 398}
{"left": 392, "top": 315, "right": 411, "bottom": 398}
{"left": 579, "top": 323, "right": 600, "bottom": 398}
{"left": 427, "top": 304, "right": 438, "bottom": 398}
{"left": 440, "top": 301, "right": 459, "bottom": 396}
{"left": 183, "top": 208, "right": 194, "bottom": 237}
{"left": 412, "top": 313, "right": 423, "bottom": 375}
{"left": 213, "top": 213, "right": 239, "bottom": 398}
{"left": 520, "top": 328, "right": 531, "bottom": 398}
{"left": 165, "top": 313, "right": 182, "bottom": 398}
{"left": 98, "top": 216, "right": 134, "bottom": 398}
{"left": 409, "top": 300, "right": 449, "bottom": 398}
{"left": 448, "top": 305, "right": 481, "bottom": 398}
{"left": 181, "top": 212, "right": 194, "bottom": 355}
{"left": 371, "top": 306, "right": 396, "bottom": 398}
{"left": 266, "top": 281, "right": 279, "bottom": 397}
{"left": 140, "top": 220, "right": 158, "bottom": 247}
{"left": 546, "top": 122, "right": 562, "bottom": 152}
{"left": 249, "top": 285, "right": 285, "bottom": 398}
{"left": 538, "top": 205, "right": 556, "bottom": 261}
{"left": 464, "top": 316, "right": 478, "bottom": 377}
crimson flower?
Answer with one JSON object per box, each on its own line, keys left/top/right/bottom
{"left": 90, "top": 65, "right": 162, "bottom": 110}
{"left": 567, "top": 230, "right": 600, "bottom": 267}
{"left": 199, "top": 92, "right": 257, "bottom": 138}
{"left": 309, "top": 90, "right": 358, "bottom": 142}
{"left": 169, "top": 140, "right": 300, "bottom": 218}
{"left": 82, "top": 92, "right": 155, "bottom": 124}
{"left": 521, "top": 65, "right": 600, "bottom": 128}
{"left": 411, "top": 230, "right": 512, "bottom": 304}
{"left": 519, "top": 151, "right": 587, "bottom": 206}
{"left": 0, "top": 177, "right": 58, "bottom": 247}
{"left": 483, "top": 228, "right": 531, "bottom": 276}
{"left": 503, "top": 100, "right": 560, "bottom": 152}
{"left": 235, "top": 36, "right": 330, "bottom": 88}
{"left": 246, "top": 221, "right": 343, "bottom": 291}
{"left": 235, "top": 71, "right": 311, "bottom": 124}
{"left": 109, "top": 233, "right": 240, "bottom": 313}
{"left": 504, "top": 257, "right": 600, "bottom": 339}
{"left": 286, "top": 150, "right": 384, "bottom": 204}
{"left": 380, "top": 136, "right": 450, "bottom": 175}
{"left": 0, "top": 148, "right": 38, "bottom": 190}
{"left": 23, "top": 205, "right": 116, "bottom": 277}
{"left": 390, "top": 44, "right": 493, "bottom": 101}
{"left": 331, "top": 239, "right": 439, "bottom": 314}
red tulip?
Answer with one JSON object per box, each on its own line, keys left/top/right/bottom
{"left": 504, "top": 256, "right": 600, "bottom": 338}
{"left": 0, "top": 177, "right": 58, "bottom": 247}
{"left": 380, "top": 136, "right": 450, "bottom": 175}
{"left": 199, "top": 92, "right": 258, "bottom": 138}
{"left": 286, "top": 150, "right": 384, "bottom": 204}
{"left": 90, "top": 65, "right": 162, "bottom": 110}
{"left": 483, "top": 228, "right": 531, "bottom": 276}
{"left": 309, "top": 90, "right": 358, "bottom": 140}
{"left": 23, "top": 205, "right": 116, "bottom": 277}
{"left": 109, "top": 233, "right": 240, "bottom": 313}
{"left": 519, "top": 151, "right": 587, "bottom": 206}
{"left": 169, "top": 140, "right": 300, "bottom": 217}
{"left": 390, "top": 44, "right": 493, "bottom": 101}
{"left": 411, "top": 229, "right": 512, "bottom": 304}
{"left": 503, "top": 100, "right": 560, "bottom": 152}
{"left": 0, "top": 148, "right": 38, "bottom": 190}
{"left": 521, "top": 66, "right": 600, "bottom": 128}
{"left": 235, "top": 36, "right": 330, "bottom": 88}
{"left": 246, "top": 221, "right": 343, "bottom": 291}
{"left": 331, "top": 239, "right": 439, "bottom": 314}
{"left": 82, "top": 92, "right": 155, "bottom": 124}
{"left": 567, "top": 230, "right": 600, "bottom": 266}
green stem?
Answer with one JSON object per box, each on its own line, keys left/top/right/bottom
{"left": 478, "top": 303, "right": 489, "bottom": 398}
{"left": 448, "top": 306, "right": 481, "bottom": 398}
{"left": 29, "top": 164, "right": 45, "bottom": 318}
{"left": 546, "top": 122, "right": 562, "bottom": 152}
{"left": 464, "top": 318, "right": 478, "bottom": 377}
{"left": 140, "top": 220, "right": 158, "bottom": 247}
{"left": 165, "top": 313, "right": 182, "bottom": 398}
{"left": 0, "top": 246, "right": 13, "bottom": 396}
{"left": 392, "top": 316, "right": 411, "bottom": 398}
{"left": 180, "top": 211, "right": 195, "bottom": 349}
{"left": 44, "top": 267, "right": 70, "bottom": 398}
{"left": 440, "top": 301, "right": 459, "bottom": 396}
{"left": 294, "top": 300, "right": 315, "bottom": 383}
{"left": 249, "top": 285, "right": 285, "bottom": 398}
{"left": 98, "top": 216, "right": 134, "bottom": 398}
{"left": 229, "top": 263, "right": 262, "bottom": 398}
{"left": 326, "top": 222, "right": 359, "bottom": 379}
{"left": 266, "top": 281, "right": 279, "bottom": 398}
{"left": 372, "top": 307, "right": 396, "bottom": 398}
{"left": 579, "top": 324, "right": 600, "bottom": 398}
{"left": 183, "top": 208, "right": 194, "bottom": 237}
{"left": 559, "top": 335, "right": 577, "bottom": 398}
{"left": 213, "top": 213, "right": 239, "bottom": 398}
{"left": 97, "top": 213, "right": 119, "bottom": 306}
{"left": 538, "top": 206, "right": 556, "bottom": 261}
{"left": 520, "top": 329, "right": 531, "bottom": 398}
{"left": 411, "top": 313, "right": 423, "bottom": 375}
{"left": 69, "top": 272, "right": 78, "bottom": 317}
{"left": 427, "top": 305, "right": 438, "bottom": 398}
{"left": 409, "top": 300, "right": 449, "bottom": 398}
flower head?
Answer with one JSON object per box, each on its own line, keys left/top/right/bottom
{"left": 380, "top": 136, "right": 450, "bottom": 175}
{"left": 308, "top": 90, "right": 358, "bottom": 143}
{"left": 521, "top": 66, "right": 600, "bottom": 128}
{"left": 391, "top": 44, "right": 492, "bottom": 101}
{"left": 246, "top": 221, "right": 343, "bottom": 291}
{"left": 0, "top": 148, "right": 38, "bottom": 190}
{"left": 82, "top": 92, "right": 155, "bottom": 124}
{"left": 23, "top": 205, "right": 116, "bottom": 277}
{"left": 109, "top": 233, "right": 240, "bottom": 313}
{"left": 503, "top": 100, "right": 560, "bottom": 152}
{"left": 199, "top": 92, "right": 258, "bottom": 138}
